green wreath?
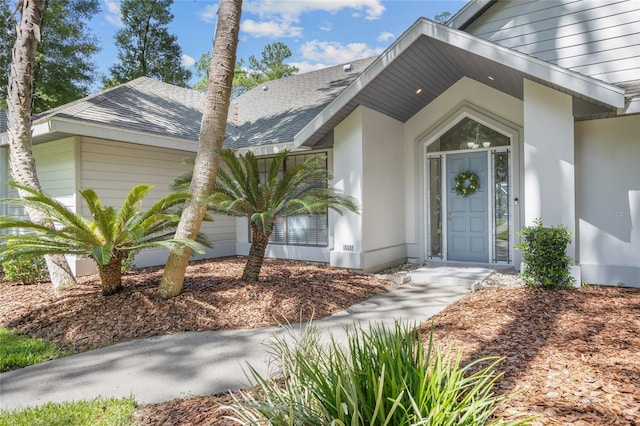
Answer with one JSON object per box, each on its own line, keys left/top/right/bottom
{"left": 453, "top": 171, "right": 480, "bottom": 197}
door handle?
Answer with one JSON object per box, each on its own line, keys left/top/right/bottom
{"left": 447, "top": 211, "right": 452, "bottom": 221}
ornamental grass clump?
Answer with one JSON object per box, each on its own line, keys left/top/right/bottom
{"left": 516, "top": 219, "right": 575, "bottom": 289}
{"left": 227, "top": 322, "right": 532, "bottom": 425}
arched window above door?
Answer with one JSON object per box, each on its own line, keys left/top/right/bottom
{"left": 427, "top": 117, "right": 510, "bottom": 153}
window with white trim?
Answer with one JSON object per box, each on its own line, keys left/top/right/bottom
{"left": 253, "top": 152, "right": 329, "bottom": 247}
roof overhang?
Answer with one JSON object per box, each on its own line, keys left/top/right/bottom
{"left": 294, "top": 18, "right": 626, "bottom": 148}
{"left": 0, "top": 117, "right": 199, "bottom": 152}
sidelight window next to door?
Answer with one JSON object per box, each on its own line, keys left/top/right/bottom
{"left": 426, "top": 117, "right": 511, "bottom": 263}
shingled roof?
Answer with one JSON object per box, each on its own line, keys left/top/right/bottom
{"left": 227, "top": 57, "right": 374, "bottom": 149}
{"left": 33, "top": 77, "right": 204, "bottom": 141}
{"left": 1, "top": 58, "right": 375, "bottom": 150}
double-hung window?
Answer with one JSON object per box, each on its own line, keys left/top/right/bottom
{"left": 254, "top": 152, "right": 329, "bottom": 247}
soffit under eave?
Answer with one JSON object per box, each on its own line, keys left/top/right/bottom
{"left": 297, "top": 33, "right": 624, "bottom": 147}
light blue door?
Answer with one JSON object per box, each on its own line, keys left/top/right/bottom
{"left": 447, "top": 152, "right": 488, "bottom": 262}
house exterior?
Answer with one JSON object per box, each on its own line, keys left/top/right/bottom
{"left": 1, "top": 0, "right": 638, "bottom": 286}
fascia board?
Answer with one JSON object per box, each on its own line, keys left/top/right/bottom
{"left": 447, "top": 0, "right": 494, "bottom": 29}
{"left": 294, "top": 18, "right": 626, "bottom": 148}
{"left": 0, "top": 121, "right": 52, "bottom": 146}
{"left": 50, "top": 118, "right": 199, "bottom": 152}
{"left": 293, "top": 19, "right": 427, "bottom": 148}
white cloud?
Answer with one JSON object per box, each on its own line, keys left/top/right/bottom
{"left": 198, "top": 4, "right": 219, "bottom": 24}
{"left": 300, "top": 40, "right": 383, "bottom": 64}
{"left": 181, "top": 54, "right": 196, "bottom": 67}
{"left": 378, "top": 31, "right": 394, "bottom": 42}
{"left": 319, "top": 21, "right": 332, "bottom": 32}
{"left": 241, "top": 19, "right": 303, "bottom": 38}
{"left": 244, "top": 0, "right": 385, "bottom": 21}
{"left": 290, "top": 61, "right": 332, "bottom": 74}
{"left": 104, "top": 0, "right": 123, "bottom": 27}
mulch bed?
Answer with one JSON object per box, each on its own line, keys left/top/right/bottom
{"left": 0, "top": 257, "right": 390, "bottom": 353}
{"left": 2, "top": 259, "right": 639, "bottom": 425}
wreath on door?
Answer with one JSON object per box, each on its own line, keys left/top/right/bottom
{"left": 453, "top": 171, "right": 479, "bottom": 197}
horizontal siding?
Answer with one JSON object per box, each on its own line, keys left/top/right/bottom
{"left": 465, "top": 0, "right": 640, "bottom": 84}
{"left": 2, "top": 138, "right": 76, "bottom": 223}
{"left": 33, "top": 138, "right": 76, "bottom": 209}
{"left": 79, "top": 137, "right": 237, "bottom": 253}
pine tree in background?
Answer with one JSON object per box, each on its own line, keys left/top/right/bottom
{"left": 34, "top": 0, "right": 100, "bottom": 113}
{"left": 1, "top": 0, "right": 17, "bottom": 110}
{"left": 103, "top": 0, "right": 191, "bottom": 89}
{"left": 193, "top": 41, "right": 298, "bottom": 97}
{"left": 1, "top": 0, "right": 100, "bottom": 113}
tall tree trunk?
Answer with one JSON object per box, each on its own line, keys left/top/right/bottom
{"left": 6, "top": 0, "right": 76, "bottom": 291}
{"left": 158, "top": 0, "right": 242, "bottom": 299}
{"left": 242, "top": 226, "right": 271, "bottom": 282}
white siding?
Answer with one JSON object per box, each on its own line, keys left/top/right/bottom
{"left": 33, "top": 138, "right": 77, "bottom": 210}
{"left": 465, "top": 0, "right": 640, "bottom": 84}
{"left": 79, "top": 137, "right": 236, "bottom": 269}
{"left": 2, "top": 138, "right": 77, "bottom": 221}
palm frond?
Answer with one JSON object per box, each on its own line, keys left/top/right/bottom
{"left": 116, "top": 184, "right": 153, "bottom": 230}
{"left": 80, "top": 188, "right": 117, "bottom": 242}
{"left": 6, "top": 183, "right": 94, "bottom": 235}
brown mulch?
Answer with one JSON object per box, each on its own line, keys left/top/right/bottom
{"left": 0, "top": 257, "right": 390, "bottom": 353}
{"left": 2, "top": 261, "right": 639, "bottom": 425}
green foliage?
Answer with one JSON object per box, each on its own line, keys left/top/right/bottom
{"left": 34, "top": 0, "right": 101, "bottom": 113}
{"left": 0, "top": 0, "right": 13, "bottom": 110}
{"left": 0, "top": 327, "right": 66, "bottom": 372}
{"left": 0, "top": 183, "right": 206, "bottom": 294}
{"left": 0, "top": 245, "right": 48, "bottom": 285}
{"left": 103, "top": 0, "right": 191, "bottom": 88}
{"left": 0, "top": 396, "right": 136, "bottom": 425}
{"left": 230, "top": 322, "right": 533, "bottom": 425}
{"left": 208, "top": 149, "right": 358, "bottom": 228}
{"left": 189, "top": 148, "right": 357, "bottom": 281}
{"left": 0, "top": 0, "right": 101, "bottom": 112}
{"left": 193, "top": 42, "right": 298, "bottom": 96}
{"left": 515, "top": 219, "right": 575, "bottom": 289}
{"left": 434, "top": 11, "right": 451, "bottom": 24}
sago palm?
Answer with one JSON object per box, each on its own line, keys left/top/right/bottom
{"left": 206, "top": 148, "right": 358, "bottom": 282}
{"left": 0, "top": 183, "right": 206, "bottom": 295}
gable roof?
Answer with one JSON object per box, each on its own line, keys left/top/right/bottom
{"left": 226, "top": 57, "right": 374, "bottom": 150}
{"left": 294, "top": 17, "right": 627, "bottom": 148}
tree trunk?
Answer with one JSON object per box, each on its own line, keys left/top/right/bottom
{"left": 97, "top": 255, "right": 123, "bottom": 296}
{"left": 6, "top": 0, "right": 76, "bottom": 291}
{"left": 242, "top": 226, "right": 271, "bottom": 282}
{"left": 158, "top": 0, "right": 242, "bottom": 299}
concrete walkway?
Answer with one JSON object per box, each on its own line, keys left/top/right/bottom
{"left": 0, "top": 264, "right": 495, "bottom": 411}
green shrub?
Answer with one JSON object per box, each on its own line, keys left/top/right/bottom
{"left": 228, "top": 322, "right": 533, "bottom": 425}
{"left": 0, "top": 243, "right": 48, "bottom": 285}
{"left": 516, "top": 219, "right": 575, "bottom": 289}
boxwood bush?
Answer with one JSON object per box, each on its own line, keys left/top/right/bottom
{"left": 516, "top": 219, "right": 575, "bottom": 289}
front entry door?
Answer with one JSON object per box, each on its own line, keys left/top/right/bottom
{"left": 447, "top": 152, "right": 488, "bottom": 262}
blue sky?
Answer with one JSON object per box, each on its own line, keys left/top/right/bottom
{"left": 91, "top": 0, "right": 467, "bottom": 86}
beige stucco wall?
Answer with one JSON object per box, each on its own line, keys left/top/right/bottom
{"left": 575, "top": 115, "right": 640, "bottom": 286}
{"left": 331, "top": 107, "right": 365, "bottom": 269}
{"left": 403, "top": 77, "right": 524, "bottom": 263}
{"left": 361, "top": 106, "right": 405, "bottom": 271}
{"left": 523, "top": 80, "right": 576, "bottom": 258}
